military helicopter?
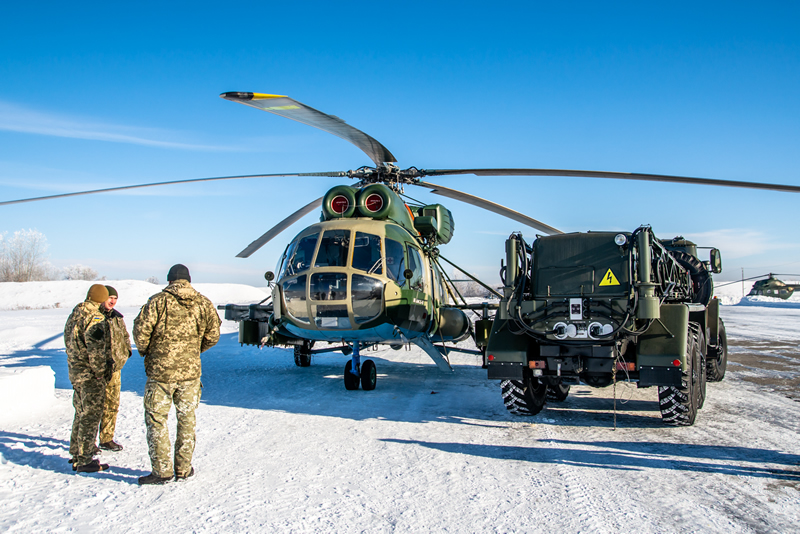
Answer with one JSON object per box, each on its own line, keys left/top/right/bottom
{"left": 4, "top": 91, "right": 800, "bottom": 391}
{"left": 747, "top": 274, "right": 800, "bottom": 299}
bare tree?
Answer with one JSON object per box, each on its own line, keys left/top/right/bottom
{"left": 0, "top": 229, "right": 58, "bottom": 282}
{"left": 450, "top": 280, "right": 499, "bottom": 298}
{"left": 62, "top": 264, "right": 99, "bottom": 281}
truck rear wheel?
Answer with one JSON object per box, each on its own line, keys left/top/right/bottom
{"left": 658, "top": 323, "right": 701, "bottom": 426}
{"left": 501, "top": 378, "right": 547, "bottom": 416}
{"left": 706, "top": 321, "right": 727, "bottom": 382}
{"left": 547, "top": 382, "right": 570, "bottom": 402}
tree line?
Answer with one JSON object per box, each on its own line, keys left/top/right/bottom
{"left": 0, "top": 229, "right": 100, "bottom": 282}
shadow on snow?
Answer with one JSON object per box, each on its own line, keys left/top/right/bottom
{"left": 379, "top": 438, "right": 800, "bottom": 481}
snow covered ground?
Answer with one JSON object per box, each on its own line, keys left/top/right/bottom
{"left": 1, "top": 281, "right": 798, "bottom": 532}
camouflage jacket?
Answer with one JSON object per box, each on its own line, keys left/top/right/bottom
{"left": 64, "top": 299, "right": 112, "bottom": 384}
{"left": 133, "top": 280, "right": 221, "bottom": 383}
{"left": 104, "top": 308, "right": 132, "bottom": 373}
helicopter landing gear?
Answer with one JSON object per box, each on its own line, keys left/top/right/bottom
{"left": 361, "top": 360, "right": 377, "bottom": 390}
{"left": 294, "top": 340, "right": 313, "bottom": 367}
{"left": 343, "top": 342, "right": 377, "bottom": 391}
{"left": 344, "top": 360, "right": 360, "bottom": 390}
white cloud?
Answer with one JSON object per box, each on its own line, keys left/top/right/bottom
{"left": 0, "top": 101, "right": 237, "bottom": 151}
{"left": 680, "top": 229, "right": 800, "bottom": 259}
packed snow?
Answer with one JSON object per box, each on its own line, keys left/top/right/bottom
{"left": 1, "top": 280, "right": 798, "bottom": 532}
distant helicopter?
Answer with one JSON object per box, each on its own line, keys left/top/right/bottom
{"left": 4, "top": 91, "right": 800, "bottom": 390}
{"left": 747, "top": 274, "right": 800, "bottom": 299}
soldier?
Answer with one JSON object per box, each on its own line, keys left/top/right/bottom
{"left": 64, "top": 283, "right": 112, "bottom": 473}
{"left": 98, "top": 285, "right": 132, "bottom": 452}
{"left": 133, "top": 264, "right": 220, "bottom": 485}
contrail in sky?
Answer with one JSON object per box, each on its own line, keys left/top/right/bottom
{"left": 0, "top": 101, "right": 237, "bottom": 151}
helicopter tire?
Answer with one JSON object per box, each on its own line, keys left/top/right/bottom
{"left": 294, "top": 341, "right": 313, "bottom": 367}
{"left": 361, "top": 360, "right": 377, "bottom": 391}
{"left": 658, "top": 323, "right": 701, "bottom": 426}
{"left": 546, "top": 382, "right": 570, "bottom": 402}
{"left": 706, "top": 321, "right": 728, "bottom": 382}
{"left": 500, "top": 378, "right": 547, "bottom": 416}
{"left": 344, "top": 360, "right": 360, "bottom": 390}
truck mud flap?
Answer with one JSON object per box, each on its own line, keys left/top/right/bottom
{"left": 638, "top": 365, "right": 682, "bottom": 387}
{"left": 487, "top": 362, "right": 525, "bottom": 380}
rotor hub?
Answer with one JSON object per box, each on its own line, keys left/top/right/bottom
{"left": 347, "top": 165, "right": 425, "bottom": 190}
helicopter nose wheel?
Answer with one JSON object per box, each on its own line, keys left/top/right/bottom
{"left": 343, "top": 343, "right": 377, "bottom": 390}
{"left": 344, "top": 360, "right": 360, "bottom": 390}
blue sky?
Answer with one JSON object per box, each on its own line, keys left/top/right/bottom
{"left": 1, "top": 2, "right": 799, "bottom": 285}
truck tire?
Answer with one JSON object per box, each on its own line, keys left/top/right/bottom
{"left": 658, "top": 323, "right": 701, "bottom": 426}
{"left": 547, "top": 382, "right": 570, "bottom": 402}
{"left": 501, "top": 378, "right": 547, "bottom": 416}
{"left": 706, "top": 321, "right": 728, "bottom": 382}
{"left": 696, "top": 327, "right": 707, "bottom": 410}
{"left": 672, "top": 251, "right": 713, "bottom": 306}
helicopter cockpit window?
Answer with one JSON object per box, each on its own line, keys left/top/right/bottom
{"left": 351, "top": 232, "right": 383, "bottom": 275}
{"left": 283, "top": 233, "right": 319, "bottom": 277}
{"left": 407, "top": 246, "right": 425, "bottom": 291}
{"left": 385, "top": 239, "right": 406, "bottom": 283}
{"left": 314, "top": 229, "right": 350, "bottom": 268}
{"left": 282, "top": 275, "right": 309, "bottom": 323}
{"left": 310, "top": 273, "right": 347, "bottom": 301}
{"left": 352, "top": 274, "right": 383, "bottom": 324}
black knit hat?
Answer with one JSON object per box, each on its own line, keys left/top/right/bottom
{"left": 167, "top": 264, "right": 191, "bottom": 283}
{"left": 105, "top": 285, "right": 118, "bottom": 298}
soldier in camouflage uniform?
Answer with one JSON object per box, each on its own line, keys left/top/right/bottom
{"left": 64, "top": 284, "right": 113, "bottom": 473}
{"left": 133, "top": 264, "right": 220, "bottom": 485}
{"left": 98, "top": 285, "right": 132, "bottom": 452}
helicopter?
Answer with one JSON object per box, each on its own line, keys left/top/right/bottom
{"left": 4, "top": 91, "right": 800, "bottom": 391}
{"left": 747, "top": 274, "right": 800, "bottom": 299}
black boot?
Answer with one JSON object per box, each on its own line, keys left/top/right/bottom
{"left": 175, "top": 467, "right": 195, "bottom": 480}
{"left": 76, "top": 459, "right": 110, "bottom": 473}
{"left": 99, "top": 440, "right": 123, "bottom": 451}
{"left": 138, "top": 473, "right": 172, "bottom": 485}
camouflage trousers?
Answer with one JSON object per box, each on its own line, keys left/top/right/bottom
{"left": 99, "top": 370, "right": 121, "bottom": 443}
{"left": 69, "top": 378, "right": 107, "bottom": 466}
{"left": 143, "top": 378, "right": 202, "bottom": 478}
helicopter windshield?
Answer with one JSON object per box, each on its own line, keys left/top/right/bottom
{"left": 314, "top": 229, "right": 350, "bottom": 268}
{"left": 352, "top": 232, "right": 383, "bottom": 275}
{"left": 278, "top": 227, "right": 396, "bottom": 328}
{"left": 282, "top": 275, "right": 309, "bottom": 323}
{"left": 281, "top": 232, "right": 319, "bottom": 278}
{"left": 352, "top": 274, "right": 383, "bottom": 324}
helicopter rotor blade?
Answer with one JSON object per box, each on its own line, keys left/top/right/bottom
{"left": 421, "top": 168, "right": 800, "bottom": 194}
{"left": 220, "top": 92, "right": 397, "bottom": 167}
{"left": 236, "top": 197, "right": 324, "bottom": 258}
{"left": 415, "top": 180, "right": 563, "bottom": 235}
{"left": 0, "top": 172, "right": 345, "bottom": 207}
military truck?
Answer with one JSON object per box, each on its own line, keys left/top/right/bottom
{"left": 481, "top": 226, "right": 728, "bottom": 426}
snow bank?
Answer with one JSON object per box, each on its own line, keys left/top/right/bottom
{"left": 0, "top": 366, "right": 55, "bottom": 425}
{"left": 0, "top": 280, "right": 269, "bottom": 310}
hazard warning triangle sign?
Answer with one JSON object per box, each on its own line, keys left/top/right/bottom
{"left": 599, "top": 268, "right": 620, "bottom": 286}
